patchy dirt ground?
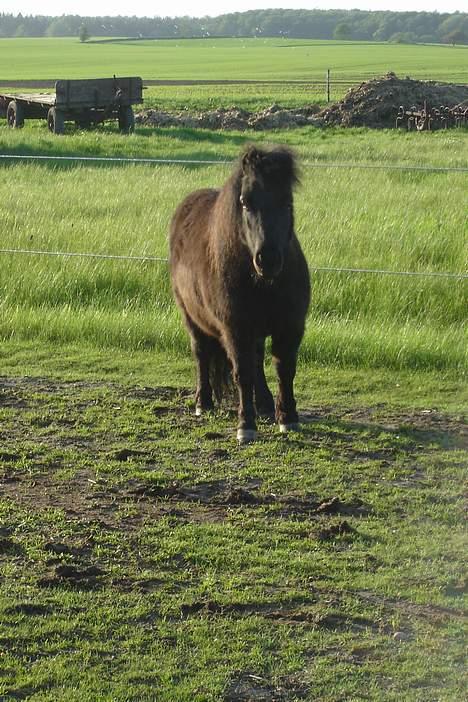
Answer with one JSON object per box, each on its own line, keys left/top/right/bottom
{"left": 136, "top": 74, "right": 468, "bottom": 130}
{"left": 1, "top": 374, "right": 466, "bottom": 534}
{"left": 1, "top": 374, "right": 466, "bottom": 700}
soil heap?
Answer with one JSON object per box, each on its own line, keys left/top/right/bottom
{"left": 135, "top": 74, "right": 468, "bottom": 130}
{"left": 319, "top": 72, "right": 468, "bottom": 128}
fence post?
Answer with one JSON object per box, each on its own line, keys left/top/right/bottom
{"left": 326, "top": 69, "right": 330, "bottom": 103}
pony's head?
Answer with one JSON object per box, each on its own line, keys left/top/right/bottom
{"left": 238, "top": 145, "right": 298, "bottom": 280}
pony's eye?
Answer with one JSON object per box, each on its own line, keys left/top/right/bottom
{"left": 240, "top": 194, "right": 254, "bottom": 211}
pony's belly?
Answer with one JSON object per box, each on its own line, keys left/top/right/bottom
{"left": 188, "top": 303, "right": 221, "bottom": 339}
{"left": 175, "top": 272, "right": 221, "bottom": 339}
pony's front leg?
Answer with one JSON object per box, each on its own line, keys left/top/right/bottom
{"left": 271, "top": 333, "right": 301, "bottom": 433}
{"left": 227, "top": 336, "right": 257, "bottom": 444}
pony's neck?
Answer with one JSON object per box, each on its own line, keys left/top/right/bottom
{"left": 210, "top": 173, "right": 246, "bottom": 263}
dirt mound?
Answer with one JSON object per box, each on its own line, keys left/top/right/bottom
{"left": 135, "top": 74, "right": 468, "bottom": 130}
{"left": 135, "top": 103, "right": 321, "bottom": 130}
{"left": 320, "top": 72, "right": 468, "bottom": 128}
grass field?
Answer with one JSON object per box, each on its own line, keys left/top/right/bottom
{"left": 0, "top": 36, "right": 467, "bottom": 701}
{"left": 0, "top": 124, "right": 466, "bottom": 371}
{"left": 0, "top": 37, "right": 467, "bottom": 82}
{"left": 142, "top": 83, "right": 331, "bottom": 112}
{"left": 1, "top": 36, "right": 467, "bottom": 114}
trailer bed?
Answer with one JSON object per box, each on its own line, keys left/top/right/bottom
{"left": 0, "top": 77, "right": 143, "bottom": 134}
{"left": 0, "top": 92, "right": 55, "bottom": 106}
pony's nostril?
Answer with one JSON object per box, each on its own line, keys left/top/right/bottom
{"left": 255, "top": 252, "right": 263, "bottom": 268}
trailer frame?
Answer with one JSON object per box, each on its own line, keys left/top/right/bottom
{"left": 0, "top": 76, "right": 143, "bottom": 134}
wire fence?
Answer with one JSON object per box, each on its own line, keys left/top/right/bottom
{"left": 1, "top": 153, "right": 467, "bottom": 173}
{"left": 1, "top": 153, "right": 466, "bottom": 280}
{"left": 2, "top": 72, "right": 467, "bottom": 103}
{"left": 1, "top": 248, "right": 466, "bottom": 280}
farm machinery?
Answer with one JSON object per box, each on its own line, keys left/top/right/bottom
{"left": 0, "top": 76, "right": 143, "bottom": 134}
{"left": 396, "top": 100, "right": 468, "bottom": 131}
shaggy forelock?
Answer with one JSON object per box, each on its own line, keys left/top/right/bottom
{"left": 239, "top": 144, "right": 299, "bottom": 189}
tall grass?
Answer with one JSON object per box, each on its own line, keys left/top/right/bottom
{"left": 1, "top": 122, "right": 467, "bottom": 168}
{"left": 1, "top": 124, "right": 466, "bottom": 370}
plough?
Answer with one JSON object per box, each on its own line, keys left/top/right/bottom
{"left": 396, "top": 100, "right": 468, "bottom": 131}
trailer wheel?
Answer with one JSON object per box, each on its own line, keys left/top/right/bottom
{"left": 118, "top": 106, "right": 135, "bottom": 134}
{"left": 7, "top": 101, "right": 25, "bottom": 128}
{"left": 47, "top": 107, "right": 65, "bottom": 135}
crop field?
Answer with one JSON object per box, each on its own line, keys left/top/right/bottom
{"left": 0, "top": 36, "right": 467, "bottom": 702}
{"left": 1, "top": 36, "right": 466, "bottom": 111}
{"left": 0, "top": 37, "right": 467, "bottom": 83}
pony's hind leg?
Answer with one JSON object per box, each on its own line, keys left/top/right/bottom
{"left": 271, "top": 332, "right": 301, "bottom": 433}
{"left": 254, "top": 337, "right": 275, "bottom": 420}
{"left": 185, "top": 317, "right": 215, "bottom": 416}
{"left": 223, "top": 333, "right": 257, "bottom": 444}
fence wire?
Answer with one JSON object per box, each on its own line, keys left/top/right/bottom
{"left": 1, "top": 153, "right": 466, "bottom": 280}
{"left": 0, "top": 153, "right": 467, "bottom": 173}
{"left": 0, "top": 248, "right": 466, "bottom": 280}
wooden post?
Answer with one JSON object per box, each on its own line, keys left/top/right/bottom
{"left": 326, "top": 69, "right": 330, "bottom": 103}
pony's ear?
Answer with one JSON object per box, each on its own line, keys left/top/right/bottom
{"left": 241, "top": 145, "right": 262, "bottom": 174}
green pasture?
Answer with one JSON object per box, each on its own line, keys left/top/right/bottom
{"left": 0, "top": 124, "right": 466, "bottom": 371}
{"left": 0, "top": 36, "right": 467, "bottom": 82}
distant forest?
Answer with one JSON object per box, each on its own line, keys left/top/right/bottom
{"left": 1, "top": 9, "right": 467, "bottom": 45}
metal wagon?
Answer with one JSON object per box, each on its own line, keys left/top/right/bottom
{"left": 0, "top": 76, "right": 143, "bottom": 134}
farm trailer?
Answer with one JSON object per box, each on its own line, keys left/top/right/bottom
{"left": 0, "top": 77, "right": 143, "bottom": 134}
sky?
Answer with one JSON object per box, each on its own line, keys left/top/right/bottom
{"left": 3, "top": 1, "right": 467, "bottom": 16}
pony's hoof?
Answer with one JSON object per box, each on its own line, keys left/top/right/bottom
{"left": 195, "top": 406, "right": 203, "bottom": 417}
{"left": 237, "top": 428, "right": 257, "bottom": 444}
{"left": 279, "top": 423, "right": 300, "bottom": 434}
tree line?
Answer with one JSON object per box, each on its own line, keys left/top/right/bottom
{"left": 1, "top": 9, "right": 467, "bottom": 45}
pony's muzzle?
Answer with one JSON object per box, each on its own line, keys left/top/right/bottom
{"left": 254, "top": 247, "right": 283, "bottom": 279}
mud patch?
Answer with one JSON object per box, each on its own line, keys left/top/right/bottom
{"left": 38, "top": 563, "right": 105, "bottom": 590}
{"left": 355, "top": 590, "right": 468, "bottom": 623}
{"left": 4, "top": 602, "right": 52, "bottom": 616}
{"left": 113, "top": 448, "right": 147, "bottom": 462}
{"left": 224, "top": 671, "right": 308, "bottom": 702}
{"left": 0, "top": 534, "right": 25, "bottom": 557}
{"left": 129, "top": 478, "right": 367, "bottom": 518}
{"left": 317, "top": 520, "right": 354, "bottom": 540}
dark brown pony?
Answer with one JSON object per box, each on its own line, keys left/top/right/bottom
{"left": 169, "top": 144, "right": 310, "bottom": 443}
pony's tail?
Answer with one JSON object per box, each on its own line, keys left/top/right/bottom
{"left": 210, "top": 340, "right": 233, "bottom": 405}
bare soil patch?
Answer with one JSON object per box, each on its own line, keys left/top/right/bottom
{"left": 224, "top": 671, "right": 307, "bottom": 701}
